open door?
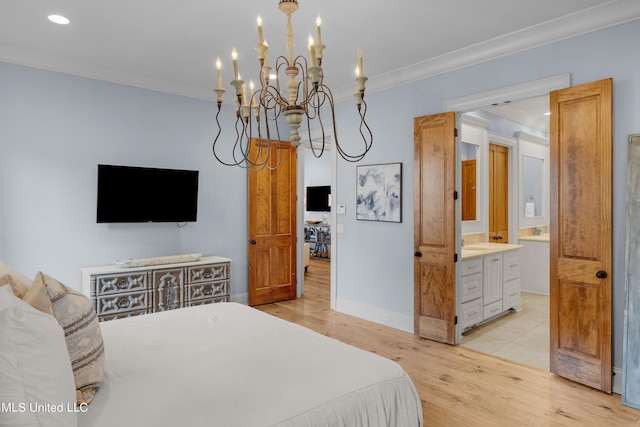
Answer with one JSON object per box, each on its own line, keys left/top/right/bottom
{"left": 248, "top": 139, "right": 297, "bottom": 306}
{"left": 414, "top": 112, "right": 457, "bottom": 344}
{"left": 550, "top": 78, "right": 612, "bottom": 392}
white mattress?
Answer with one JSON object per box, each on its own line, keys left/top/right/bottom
{"left": 78, "top": 302, "right": 423, "bottom": 427}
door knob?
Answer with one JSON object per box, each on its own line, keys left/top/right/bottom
{"left": 596, "top": 270, "right": 607, "bottom": 279}
{"left": 250, "top": 240, "right": 257, "bottom": 245}
{"left": 414, "top": 251, "right": 422, "bottom": 257}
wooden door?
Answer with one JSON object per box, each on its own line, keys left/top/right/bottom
{"left": 461, "top": 160, "right": 476, "bottom": 221}
{"left": 550, "top": 78, "right": 612, "bottom": 392}
{"left": 489, "top": 144, "right": 509, "bottom": 243}
{"left": 248, "top": 139, "right": 297, "bottom": 306}
{"left": 414, "top": 112, "right": 457, "bottom": 344}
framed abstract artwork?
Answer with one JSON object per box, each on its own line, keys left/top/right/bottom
{"left": 356, "top": 162, "right": 402, "bottom": 222}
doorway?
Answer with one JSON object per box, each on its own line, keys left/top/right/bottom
{"left": 299, "top": 136, "right": 337, "bottom": 309}
{"left": 441, "top": 76, "right": 568, "bottom": 367}
{"left": 458, "top": 97, "right": 551, "bottom": 370}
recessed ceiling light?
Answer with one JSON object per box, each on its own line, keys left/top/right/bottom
{"left": 48, "top": 14, "right": 70, "bottom": 25}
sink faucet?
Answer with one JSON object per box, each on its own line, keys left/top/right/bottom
{"left": 461, "top": 238, "right": 466, "bottom": 247}
{"left": 533, "top": 227, "right": 542, "bottom": 236}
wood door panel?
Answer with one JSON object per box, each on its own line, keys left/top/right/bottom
{"left": 414, "top": 112, "right": 456, "bottom": 344}
{"left": 558, "top": 280, "right": 599, "bottom": 356}
{"left": 550, "top": 78, "right": 612, "bottom": 392}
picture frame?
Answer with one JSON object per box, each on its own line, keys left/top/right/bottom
{"left": 356, "top": 162, "right": 402, "bottom": 222}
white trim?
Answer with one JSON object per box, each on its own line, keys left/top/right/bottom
{"left": 614, "top": 366, "right": 623, "bottom": 395}
{"left": 230, "top": 292, "right": 249, "bottom": 305}
{"left": 443, "top": 74, "right": 570, "bottom": 113}
{"left": 336, "top": 297, "right": 414, "bottom": 333}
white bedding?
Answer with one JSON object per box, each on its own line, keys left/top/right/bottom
{"left": 78, "top": 302, "right": 423, "bottom": 427}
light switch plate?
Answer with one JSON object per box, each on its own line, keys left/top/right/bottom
{"left": 336, "top": 204, "right": 346, "bottom": 215}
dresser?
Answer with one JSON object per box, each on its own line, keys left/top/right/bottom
{"left": 81, "top": 256, "right": 231, "bottom": 321}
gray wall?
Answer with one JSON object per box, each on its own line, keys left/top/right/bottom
{"left": 0, "top": 63, "right": 248, "bottom": 295}
{"left": 2, "top": 19, "right": 639, "bottom": 372}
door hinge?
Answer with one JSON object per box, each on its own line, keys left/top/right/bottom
{"left": 454, "top": 315, "right": 458, "bottom": 325}
{"left": 454, "top": 190, "right": 458, "bottom": 200}
{"left": 454, "top": 253, "right": 458, "bottom": 263}
{"left": 454, "top": 128, "right": 458, "bottom": 138}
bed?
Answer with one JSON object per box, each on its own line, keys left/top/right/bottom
{"left": 78, "top": 302, "right": 423, "bottom": 426}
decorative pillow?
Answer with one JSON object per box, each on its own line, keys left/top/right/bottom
{"left": 0, "top": 260, "right": 31, "bottom": 298}
{"left": 23, "top": 272, "right": 105, "bottom": 406}
{"left": 0, "top": 284, "right": 78, "bottom": 427}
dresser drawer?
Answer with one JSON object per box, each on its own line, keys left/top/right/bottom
{"left": 461, "top": 258, "right": 483, "bottom": 277}
{"left": 188, "top": 263, "right": 229, "bottom": 283}
{"left": 185, "top": 295, "right": 228, "bottom": 307}
{"left": 97, "top": 291, "right": 149, "bottom": 317}
{"left": 461, "top": 273, "right": 482, "bottom": 303}
{"left": 503, "top": 252, "right": 520, "bottom": 281}
{"left": 483, "top": 300, "right": 503, "bottom": 320}
{"left": 185, "top": 280, "right": 229, "bottom": 302}
{"left": 503, "top": 278, "right": 521, "bottom": 310}
{"left": 460, "top": 298, "right": 483, "bottom": 329}
{"left": 95, "top": 272, "right": 147, "bottom": 295}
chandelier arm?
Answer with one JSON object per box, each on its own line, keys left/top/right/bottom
{"left": 212, "top": 105, "right": 254, "bottom": 168}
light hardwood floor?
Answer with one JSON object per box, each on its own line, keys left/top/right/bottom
{"left": 256, "top": 259, "right": 640, "bottom": 426}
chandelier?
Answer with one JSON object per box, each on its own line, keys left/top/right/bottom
{"left": 212, "top": 0, "right": 373, "bottom": 171}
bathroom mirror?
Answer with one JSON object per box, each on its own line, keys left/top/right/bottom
{"left": 517, "top": 131, "right": 549, "bottom": 229}
{"left": 461, "top": 142, "right": 478, "bottom": 221}
{"left": 522, "top": 155, "right": 543, "bottom": 217}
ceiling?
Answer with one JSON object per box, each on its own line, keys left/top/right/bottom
{"left": 2, "top": 1, "right": 640, "bottom": 104}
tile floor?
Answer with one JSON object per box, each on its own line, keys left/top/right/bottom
{"left": 461, "top": 292, "right": 550, "bottom": 370}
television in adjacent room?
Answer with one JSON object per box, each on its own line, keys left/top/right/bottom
{"left": 306, "top": 185, "right": 331, "bottom": 212}
{"left": 96, "top": 164, "right": 199, "bottom": 223}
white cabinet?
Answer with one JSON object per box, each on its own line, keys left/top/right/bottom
{"left": 483, "top": 255, "right": 503, "bottom": 307}
{"left": 460, "top": 258, "right": 483, "bottom": 330}
{"left": 459, "top": 249, "right": 521, "bottom": 331}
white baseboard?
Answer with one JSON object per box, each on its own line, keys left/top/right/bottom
{"left": 230, "top": 292, "right": 248, "bottom": 305}
{"left": 613, "top": 366, "right": 622, "bottom": 395}
{"left": 335, "top": 297, "right": 414, "bottom": 334}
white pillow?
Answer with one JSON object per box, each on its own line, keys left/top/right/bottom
{"left": 0, "top": 284, "right": 78, "bottom": 427}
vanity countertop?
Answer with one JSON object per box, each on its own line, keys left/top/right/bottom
{"left": 518, "top": 233, "right": 550, "bottom": 242}
{"left": 461, "top": 242, "right": 523, "bottom": 259}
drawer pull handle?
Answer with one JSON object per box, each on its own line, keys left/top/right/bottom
{"left": 116, "top": 279, "right": 130, "bottom": 290}
{"left": 203, "top": 286, "right": 213, "bottom": 296}
{"left": 117, "top": 299, "right": 131, "bottom": 309}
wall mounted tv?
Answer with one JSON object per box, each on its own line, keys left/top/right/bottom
{"left": 306, "top": 185, "right": 331, "bottom": 212}
{"left": 97, "top": 164, "right": 199, "bottom": 223}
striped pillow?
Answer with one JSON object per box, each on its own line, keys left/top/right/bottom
{"left": 23, "top": 272, "right": 105, "bottom": 405}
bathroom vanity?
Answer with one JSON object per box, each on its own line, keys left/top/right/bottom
{"left": 459, "top": 242, "right": 522, "bottom": 331}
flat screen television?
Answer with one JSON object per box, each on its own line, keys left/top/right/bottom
{"left": 306, "top": 185, "right": 331, "bottom": 212}
{"left": 97, "top": 164, "right": 199, "bottom": 223}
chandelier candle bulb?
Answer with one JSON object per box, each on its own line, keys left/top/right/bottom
{"left": 357, "top": 48, "right": 363, "bottom": 75}
{"left": 257, "top": 15, "right": 264, "bottom": 43}
{"left": 308, "top": 35, "right": 317, "bottom": 67}
{"left": 216, "top": 57, "right": 222, "bottom": 89}
{"left": 231, "top": 48, "right": 239, "bottom": 80}
{"left": 316, "top": 15, "right": 322, "bottom": 45}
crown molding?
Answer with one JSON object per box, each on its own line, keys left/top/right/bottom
{"left": 332, "top": 1, "right": 640, "bottom": 102}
